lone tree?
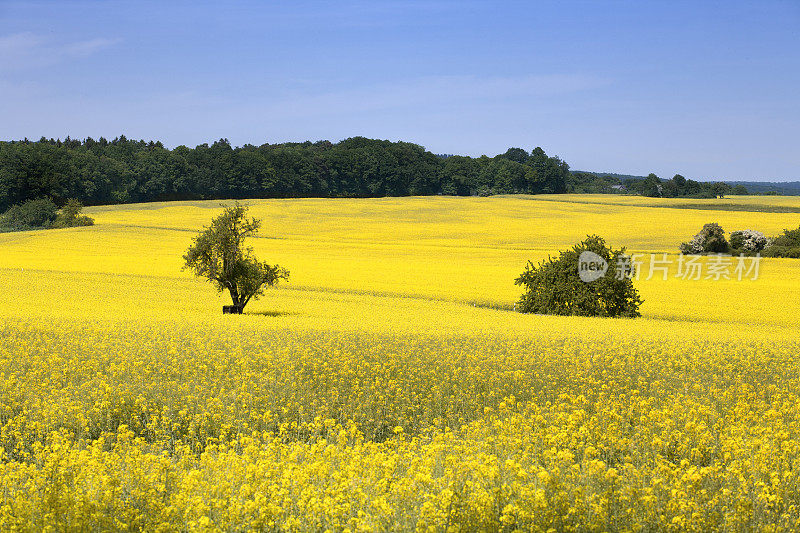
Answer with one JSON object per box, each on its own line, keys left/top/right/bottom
{"left": 184, "top": 203, "right": 288, "bottom": 314}
{"left": 515, "top": 235, "right": 642, "bottom": 318}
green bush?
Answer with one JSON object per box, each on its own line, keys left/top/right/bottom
{"left": 763, "top": 225, "right": 800, "bottom": 258}
{"left": 53, "top": 199, "right": 94, "bottom": 228}
{"left": 1, "top": 198, "right": 94, "bottom": 231}
{"left": 679, "top": 223, "right": 730, "bottom": 254}
{"left": 764, "top": 246, "right": 800, "bottom": 258}
{"left": 515, "top": 235, "right": 642, "bottom": 318}
{"left": 1, "top": 198, "right": 58, "bottom": 230}
{"left": 729, "top": 229, "right": 768, "bottom": 255}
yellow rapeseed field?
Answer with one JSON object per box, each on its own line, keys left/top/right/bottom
{"left": 1, "top": 194, "right": 799, "bottom": 531}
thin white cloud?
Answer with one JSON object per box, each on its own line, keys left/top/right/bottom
{"left": 0, "top": 32, "right": 44, "bottom": 55}
{"left": 73, "top": 73, "right": 610, "bottom": 120}
{"left": 62, "top": 37, "right": 119, "bottom": 58}
{"left": 264, "top": 74, "right": 612, "bottom": 118}
{"left": 0, "top": 32, "right": 119, "bottom": 70}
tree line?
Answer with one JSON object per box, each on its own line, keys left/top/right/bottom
{"left": 624, "top": 173, "right": 748, "bottom": 198}
{"left": 0, "top": 136, "right": 570, "bottom": 210}
{"left": 568, "top": 171, "right": 749, "bottom": 197}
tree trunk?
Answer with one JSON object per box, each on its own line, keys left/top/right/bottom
{"left": 224, "top": 285, "right": 243, "bottom": 314}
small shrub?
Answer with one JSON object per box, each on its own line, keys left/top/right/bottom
{"left": 679, "top": 234, "right": 705, "bottom": 255}
{"left": 515, "top": 235, "right": 642, "bottom": 318}
{"left": 763, "top": 225, "right": 800, "bottom": 258}
{"left": 1, "top": 198, "right": 58, "bottom": 230}
{"left": 730, "top": 229, "right": 768, "bottom": 254}
{"left": 679, "top": 223, "right": 730, "bottom": 254}
{"left": 53, "top": 199, "right": 94, "bottom": 228}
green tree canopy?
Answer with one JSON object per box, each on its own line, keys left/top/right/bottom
{"left": 183, "top": 203, "right": 288, "bottom": 313}
{"left": 515, "top": 235, "right": 642, "bottom": 318}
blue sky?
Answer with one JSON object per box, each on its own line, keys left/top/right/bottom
{"left": 1, "top": 0, "right": 798, "bottom": 181}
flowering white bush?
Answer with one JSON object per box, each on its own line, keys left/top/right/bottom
{"left": 681, "top": 234, "right": 705, "bottom": 254}
{"left": 730, "top": 229, "right": 768, "bottom": 252}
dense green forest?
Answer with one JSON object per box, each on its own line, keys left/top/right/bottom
{"left": 1, "top": 136, "right": 767, "bottom": 210}
{"left": 0, "top": 137, "right": 570, "bottom": 210}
